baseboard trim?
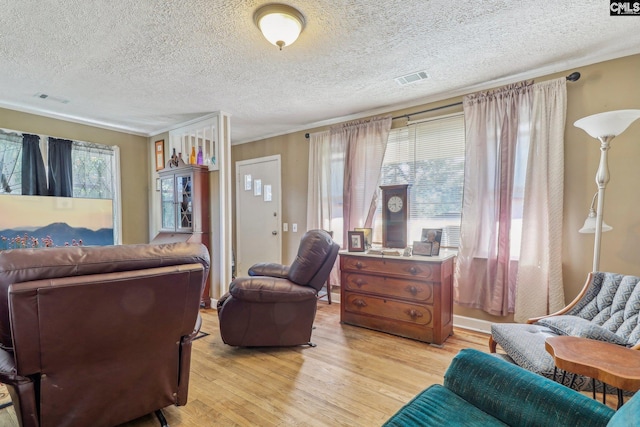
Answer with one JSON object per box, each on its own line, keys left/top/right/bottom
{"left": 453, "top": 315, "right": 492, "bottom": 334}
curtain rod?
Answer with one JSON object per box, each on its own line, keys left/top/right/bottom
{"left": 304, "top": 72, "right": 580, "bottom": 138}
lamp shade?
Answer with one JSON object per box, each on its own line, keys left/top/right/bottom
{"left": 578, "top": 214, "right": 613, "bottom": 233}
{"left": 254, "top": 4, "right": 305, "bottom": 50}
{"left": 574, "top": 109, "right": 640, "bottom": 138}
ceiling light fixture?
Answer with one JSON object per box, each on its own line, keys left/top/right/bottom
{"left": 253, "top": 4, "right": 305, "bottom": 50}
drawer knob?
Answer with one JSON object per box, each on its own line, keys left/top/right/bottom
{"left": 354, "top": 278, "right": 367, "bottom": 287}
{"left": 353, "top": 298, "right": 368, "bottom": 308}
{"left": 355, "top": 262, "right": 363, "bottom": 269}
{"left": 406, "top": 309, "right": 423, "bottom": 319}
{"left": 405, "top": 285, "right": 419, "bottom": 295}
{"left": 409, "top": 266, "right": 418, "bottom": 275}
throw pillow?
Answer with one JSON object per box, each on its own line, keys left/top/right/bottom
{"left": 536, "top": 315, "right": 629, "bottom": 346}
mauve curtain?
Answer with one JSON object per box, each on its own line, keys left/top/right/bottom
{"left": 48, "top": 137, "right": 73, "bottom": 197}
{"left": 455, "top": 79, "right": 566, "bottom": 318}
{"left": 455, "top": 82, "right": 533, "bottom": 316}
{"left": 21, "top": 133, "right": 47, "bottom": 195}
{"left": 514, "top": 78, "right": 566, "bottom": 321}
{"left": 333, "top": 115, "right": 391, "bottom": 245}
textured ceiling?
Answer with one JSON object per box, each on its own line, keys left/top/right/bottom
{"left": 1, "top": 1, "right": 639, "bottom": 144}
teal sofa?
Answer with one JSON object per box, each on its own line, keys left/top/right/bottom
{"left": 384, "top": 349, "right": 636, "bottom": 427}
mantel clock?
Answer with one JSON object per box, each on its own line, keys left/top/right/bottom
{"left": 380, "top": 184, "right": 409, "bottom": 248}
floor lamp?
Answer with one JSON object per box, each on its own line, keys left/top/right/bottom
{"left": 574, "top": 109, "right": 640, "bottom": 272}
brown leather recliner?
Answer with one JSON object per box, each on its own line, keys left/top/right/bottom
{"left": 0, "top": 242, "right": 210, "bottom": 427}
{"left": 217, "top": 229, "right": 339, "bottom": 347}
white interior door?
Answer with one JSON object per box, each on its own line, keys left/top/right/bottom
{"left": 236, "top": 155, "right": 282, "bottom": 276}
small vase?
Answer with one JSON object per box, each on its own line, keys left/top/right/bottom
{"left": 197, "top": 146, "right": 203, "bottom": 165}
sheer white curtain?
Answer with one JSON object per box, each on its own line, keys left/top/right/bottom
{"left": 333, "top": 115, "right": 392, "bottom": 244}
{"left": 307, "top": 131, "right": 332, "bottom": 231}
{"left": 307, "top": 130, "right": 343, "bottom": 284}
{"left": 454, "top": 78, "right": 566, "bottom": 318}
{"left": 514, "top": 79, "right": 566, "bottom": 321}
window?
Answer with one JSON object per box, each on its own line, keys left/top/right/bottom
{"left": 0, "top": 128, "right": 120, "bottom": 244}
{"left": 0, "top": 130, "right": 22, "bottom": 194}
{"left": 72, "top": 141, "right": 116, "bottom": 199}
{"left": 373, "top": 113, "right": 465, "bottom": 247}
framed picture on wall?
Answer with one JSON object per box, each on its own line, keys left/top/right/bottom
{"left": 155, "top": 140, "right": 165, "bottom": 171}
{"left": 348, "top": 231, "right": 365, "bottom": 252}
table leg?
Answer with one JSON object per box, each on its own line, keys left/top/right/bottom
{"left": 553, "top": 366, "right": 557, "bottom": 382}
{"left": 603, "top": 384, "right": 606, "bottom": 405}
{"left": 617, "top": 388, "right": 624, "bottom": 409}
{"left": 568, "top": 373, "right": 577, "bottom": 389}
{"left": 592, "top": 378, "right": 596, "bottom": 400}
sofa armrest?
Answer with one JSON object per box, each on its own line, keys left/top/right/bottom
{"left": 248, "top": 262, "right": 290, "bottom": 279}
{"left": 229, "top": 277, "right": 317, "bottom": 303}
{"left": 444, "top": 349, "right": 614, "bottom": 427}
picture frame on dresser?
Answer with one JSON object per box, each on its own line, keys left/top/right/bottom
{"left": 420, "top": 228, "right": 442, "bottom": 256}
{"left": 354, "top": 227, "right": 372, "bottom": 249}
{"left": 348, "top": 231, "right": 365, "bottom": 252}
{"left": 412, "top": 241, "right": 433, "bottom": 256}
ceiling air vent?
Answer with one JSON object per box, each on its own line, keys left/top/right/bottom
{"left": 394, "top": 71, "right": 429, "bottom": 86}
{"left": 33, "top": 93, "right": 70, "bottom": 104}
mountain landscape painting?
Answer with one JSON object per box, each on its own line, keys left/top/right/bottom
{"left": 0, "top": 194, "right": 114, "bottom": 249}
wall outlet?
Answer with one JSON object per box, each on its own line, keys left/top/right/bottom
{"left": 292, "top": 223, "right": 298, "bottom": 232}
{"left": 283, "top": 222, "right": 288, "bottom": 232}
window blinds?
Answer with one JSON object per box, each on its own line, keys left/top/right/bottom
{"left": 376, "top": 113, "right": 465, "bottom": 247}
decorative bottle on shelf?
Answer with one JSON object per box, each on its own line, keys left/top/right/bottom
{"left": 189, "top": 146, "right": 196, "bottom": 165}
{"left": 197, "top": 146, "right": 203, "bottom": 165}
{"left": 170, "top": 148, "right": 178, "bottom": 167}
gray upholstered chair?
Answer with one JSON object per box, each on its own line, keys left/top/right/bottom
{"left": 489, "top": 272, "right": 640, "bottom": 392}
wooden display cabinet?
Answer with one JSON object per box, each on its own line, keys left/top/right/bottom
{"left": 152, "top": 164, "right": 211, "bottom": 308}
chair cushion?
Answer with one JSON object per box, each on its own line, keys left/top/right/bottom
{"left": 566, "top": 273, "right": 640, "bottom": 345}
{"left": 490, "top": 323, "right": 557, "bottom": 377}
{"left": 382, "top": 385, "right": 508, "bottom": 427}
{"left": 445, "top": 349, "right": 615, "bottom": 427}
{"left": 491, "top": 323, "right": 596, "bottom": 391}
{"left": 536, "top": 315, "right": 630, "bottom": 346}
{"left": 229, "top": 277, "right": 318, "bottom": 303}
{"left": 288, "top": 230, "right": 334, "bottom": 286}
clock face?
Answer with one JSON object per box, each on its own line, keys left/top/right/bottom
{"left": 387, "top": 195, "right": 403, "bottom": 213}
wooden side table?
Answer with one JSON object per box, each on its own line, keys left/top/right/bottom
{"left": 545, "top": 336, "right": 640, "bottom": 408}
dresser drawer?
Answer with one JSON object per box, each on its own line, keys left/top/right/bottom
{"left": 341, "top": 255, "right": 440, "bottom": 280}
{"left": 342, "top": 272, "right": 433, "bottom": 303}
{"left": 342, "top": 292, "right": 433, "bottom": 327}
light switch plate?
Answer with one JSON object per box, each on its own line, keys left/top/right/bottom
{"left": 292, "top": 223, "right": 298, "bottom": 232}
{"left": 283, "top": 223, "right": 288, "bottom": 232}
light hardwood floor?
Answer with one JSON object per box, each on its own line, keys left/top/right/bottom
{"left": 0, "top": 299, "right": 619, "bottom": 426}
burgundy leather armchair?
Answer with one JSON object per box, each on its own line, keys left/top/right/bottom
{"left": 217, "top": 229, "right": 339, "bottom": 347}
{"left": 0, "top": 242, "right": 210, "bottom": 427}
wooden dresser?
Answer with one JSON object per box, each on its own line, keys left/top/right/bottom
{"left": 340, "top": 251, "right": 455, "bottom": 345}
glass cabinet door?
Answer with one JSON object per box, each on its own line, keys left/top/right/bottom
{"left": 160, "top": 176, "right": 175, "bottom": 230}
{"left": 176, "top": 173, "right": 193, "bottom": 232}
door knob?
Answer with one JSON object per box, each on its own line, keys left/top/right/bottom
{"left": 272, "top": 230, "right": 278, "bottom": 235}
